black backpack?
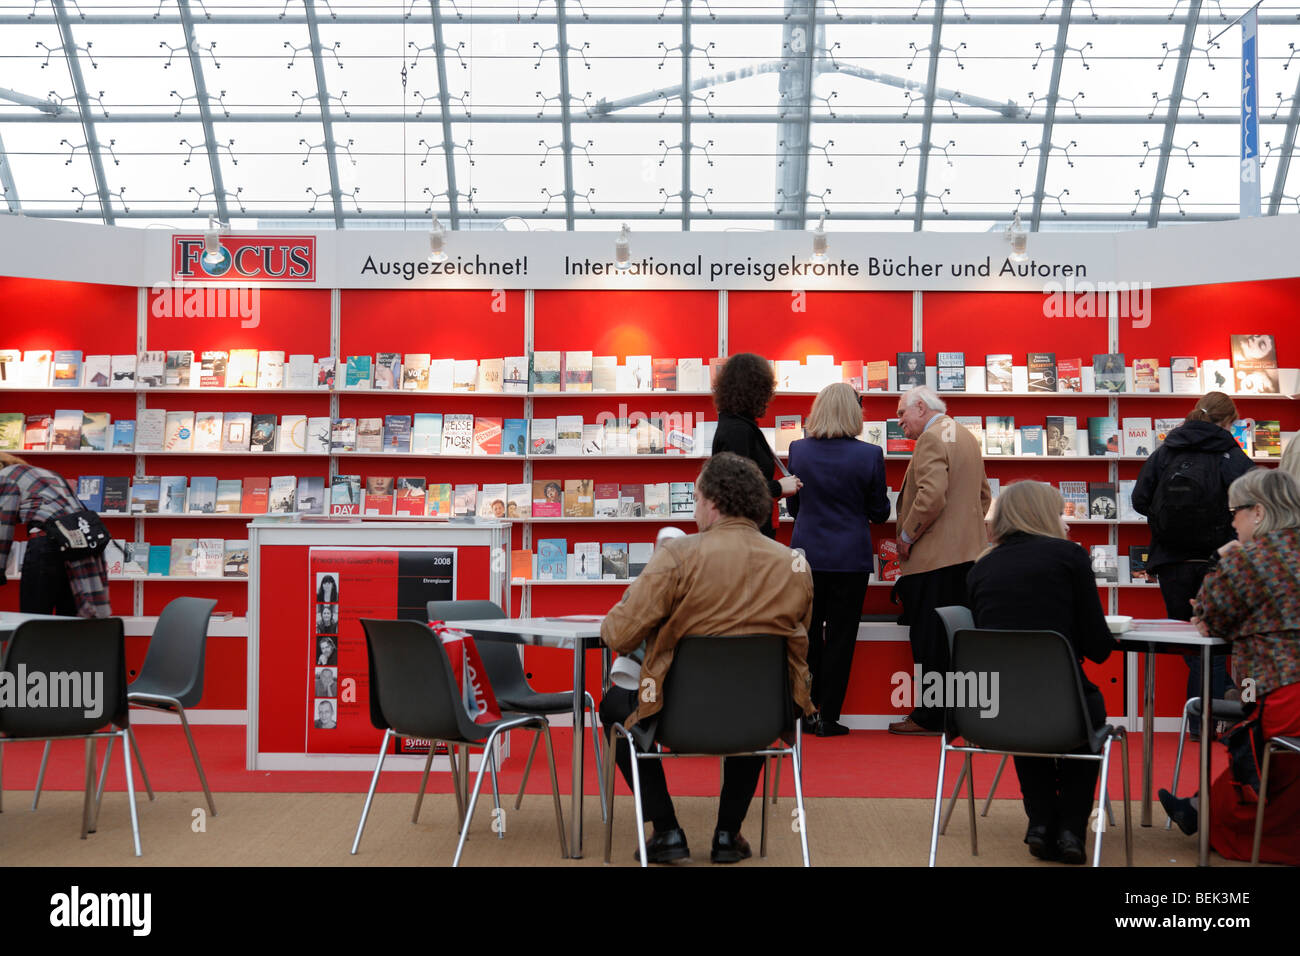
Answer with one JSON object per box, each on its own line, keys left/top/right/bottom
{"left": 1149, "top": 451, "right": 1228, "bottom": 553}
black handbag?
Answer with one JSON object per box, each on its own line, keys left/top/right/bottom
{"left": 44, "top": 477, "right": 113, "bottom": 558}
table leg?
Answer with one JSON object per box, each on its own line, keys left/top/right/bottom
{"left": 1141, "top": 649, "right": 1155, "bottom": 826}
{"left": 1198, "top": 645, "right": 1212, "bottom": 866}
{"left": 570, "top": 644, "right": 586, "bottom": 858}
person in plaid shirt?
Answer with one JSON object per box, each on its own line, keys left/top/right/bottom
{"left": 0, "top": 452, "right": 111, "bottom": 618}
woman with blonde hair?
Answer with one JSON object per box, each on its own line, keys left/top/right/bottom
{"left": 787, "top": 382, "right": 890, "bottom": 736}
{"left": 966, "top": 480, "right": 1117, "bottom": 863}
{"left": 1160, "top": 467, "right": 1300, "bottom": 864}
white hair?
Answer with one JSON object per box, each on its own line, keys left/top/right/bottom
{"left": 901, "top": 385, "right": 947, "bottom": 414}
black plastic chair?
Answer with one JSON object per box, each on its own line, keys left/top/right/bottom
{"left": 0, "top": 617, "right": 142, "bottom": 856}
{"left": 428, "top": 599, "right": 605, "bottom": 820}
{"left": 350, "top": 618, "right": 567, "bottom": 866}
{"left": 1253, "top": 735, "right": 1300, "bottom": 864}
{"left": 1164, "top": 696, "right": 1247, "bottom": 829}
{"left": 927, "top": 627, "right": 1132, "bottom": 867}
{"left": 602, "top": 634, "right": 809, "bottom": 867}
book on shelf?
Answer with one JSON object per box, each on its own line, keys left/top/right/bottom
{"left": 1170, "top": 356, "right": 1199, "bottom": 394}
{"left": 410, "top": 413, "right": 443, "bottom": 455}
{"left": 396, "top": 477, "right": 428, "bottom": 516}
{"left": 601, "top": 543, "right": 630, "bottom": 580}
{"left": 110, "top": 420, "right": 135, "bottom": 452}
{"left": 984, "top": 354, "right": 1013, "bottom": 392}
{"left": 805, "top": 355, "right": 837, "bottom": 390}
{"left": 537, "top": 538, "right": 567, "bottom": 580}
{"left": 1132, "top": 358, "right": 1160, "bottom": 393}
{"left": 563, "top": 351, "right": 593, "bottom": 392}
{"left": 187, "top": 476, "right": 217, "bottom": 513}
{"left": 80, "top": 412, "right": 109, "bottom": 451}
{"left": 476, "top": 482, "right": 506, "bottom": 519}
{"left": 137, "top": 351, "right": 165, "bottom": 389}
{"left": 954, "top": 416, "right": 982, "bottom": 448}
{"left": 1128, "top": 545, "right": 1150, "bottom": 581}
{"left": 563, "top": 478, "right": 595, "bottom": 518}
{"left": 453, "top": 484, "right": 477, "bottom": 517}
{"left": 83, "top": 355, "right": 110, "bottom": 388}
{"left": 0, "top": 413, "right": 23, "bottom": 451}
{"left": 383, "top": 414, "right": 414, "bottom": 454}
{"left": 645, "top": 482, "right": 670, "bottom": 517}
{"left": 276, "top": 414, "right": 306, "bottom": 453}
{"left": 165, "top": 351, "right": 194, "bottom": 388}
{"left": 885, "top": 419, "right": 914, "bottom": 455}
{"left": 937, "top": 352, "right": 965, "bottom": 392}
{"left": 865, "top": 360, "right": 889, "bottom": 392}
{"left": 110, "top": 354, "right": 136, "bottom": 388}
{"left": 1088, "top": 482, "right": 1118, "bottom": 520}
{"left": 530, "top": 418, "right": 557, "bottom": 455}
{"left": 160, "top": 411, "right": 193, "bottom": 452}
{"left": 1230, "top": 334, "right": 1280, "bottom": 394}
{"left": 124, "top": 542, "right": 149, "bottom": 574}
{"left": 984, "top": 416, "right": 1015, "bottom": 456}
{"left": 0, "top": 349, "right": 19, "bottom": 386}
{"left": 157, "top": 476, "right": 185, "bottom": 516}
{"left": 1255, "top": 420, "right": 1282, "bottom": 457}
{"left": 504, "top": 356, "right": 529, "bottom": 393}
{"left": 665, "top": 424, "right": 694, "bottom": 455}
{"left": 1020, "top": 425, "right": 1044, "bottom": 456}
{"left": 222, "top": 412, "right": 253, "bottom": 452}
{"left": 556, "top": 415, "right": 583, "bottom": 456}
{"left": 169, "top": 538, "right": 198, "bottom": 577}
{"left": 303, "top": 416, "right": 331, "bottom": 455}
{"left": 102, "top": 476, "right": 130, "bottom": 513}
{"left": 193, "top": 538, "right": 225, "bottom": 577}
{"left": 193, "top": 411, "right": 224, "bottom": 452}
{"left": 147, "top": 546, "right": 171, "bottom": 576}
{"left": 367, "top": 353, "right": 397, "bottom": 390}
{"left": 670, "top": 481, "right": 694, "bottom": 514}
{"left": 102, "top": 541, "right": 125, "bottom": 576}
{"left": 424, "top": 358, "right": 452, "bottom": 391}
{"left": 1231, "top": 419, "right": 1254, "bottom": 456}
{"left": 249, "top": 414, "right": 276, "bottom": 452}
{"left": 296, "top": 476, "right": 326, "bottom": 514}
{"left": 531, "top": 351, "right": 561, "bottom": 392}
{"left": 1118, "top": 479, "right": 1140, "bottom": 521}
{"left": 50, "top": 409, "right": 82, "bottom": 450}
{"left": 328, "top": 474, "right": 360, "bottom": 515}
{"left": 511, "top": 549, "right": 533, "bottom": 581}
{"left": 314, "top": 357, "right": 336, "bottom": 389}
{"left": 507, "top": 483, "right": 531, "bottom": 519}
{"left": 257, "top": 351, "right": 285, "bottom": 389}
{"left": 633, "top": 418, "right": 665, "bottom": 455}
{"left": 76, "top": 476, "right": 104, "bottom": 511}
{"left": 593, "top": 481, "right": 619, "bottom": 517}
{"left": 477, "top": 357, "right": 504, "bottom": 393}
{"left": 355, "top": 417, "right": 382, "bottom": 453}
{"left": 199, "top": 350, "right": 228, "bottom": 388}
{"left": 625, "top": 355, "right": 652, "bottom": 391}
{"left": 619, "top": 483, "right": 645, "bottom": 517}
{"left": 841, "top": 360, "right": 864, "bottom": 391}
{"left": 876, "top": 538, "right": 901, "bottom": 582}
{"left": 424, "top": 482, "right": 451, "bottom": 518}
{"left": 242, "top": 476, "right": 271, "bottom": 513}
{"left": 224, "top": 540, "right": 250, "bottom": 577}
{"left": 1027, "top": 352, "right": 1056, "bottom": 393}
{"left": 1152, "top": 417, "right": 1180, "bottom": 448}
{"left": 501, "top": 418, "right": 528, "bottom": 457}
{"left": 1092, "top": 353, "right": 1126, "bottom": 393}
{"left": 402, "top": 354, "right": 431, "bottom": 391}
{"left": 451, "top": 359, "right": 478, "bottom": 392}
{"left": 362, "top": 476, "right": 394, "bottom": 515}
{"left": 1121, "top": 417, "right": 1153, "bottom": 458}
{"left": 896, "top": 353, "right": 926, "bottom": 389}
{"left": 1087, "top": 416, "right": 1119, "bottom": 457}
{"left": 285, "top": 354, "right": 314, "bottom": 389}
{"left": 330, "top": 417, "right": 357, "bottom": 453}
{"left": 227, "top": 349, "right": 258, "bottom": 388}
{"left": 592, "top": 355, "right": 618, "bottom": 393}
{"left": 440, "top": 413, "right": 473, "bottom": 455}
{"left": 1090, "top": 545, "right": 1119, "bottom": 584}
{"left": 533, "top": 479, "right": 563, "bottom": 518}
{"left": 215, "top": 479, "right": 242, "bottom": 513}
{"left": 573, "top": 542, "right": 601, "bottom": 580}
{"left": 22, "top": 413, "right": 50, "bottom": 451}
{"left": 344, "top": 355, "right": 373, "bottom": 389}
{"left": 52, "top": 350, "right": 83, "bottom": 388}
{"left": 473, "top": 416, "right": 503, "bottom": 456}
{"left": 1059, "top": 481, "right": 1088, "bottom": 519}
{"left": 774, "top": 415, "right": 802, "bottom": 456}
{"left": 651, "top": 357, "right": 677, "bottom": 391}
{"left": 1198, "top": 358, "right": 1231, "bottom": 392}
{"left": 268, "top": 476, "right": 297, "bottom": 514}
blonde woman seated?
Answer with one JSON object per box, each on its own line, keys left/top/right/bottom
{"left": 1160, "top": 467, "right": 1300, "bottom": 865}
{"left": 966, "top": 481, "right": 1118, "bottom": 864}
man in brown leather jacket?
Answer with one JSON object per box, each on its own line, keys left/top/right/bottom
{"left": 600, "top": 452, "right": 813, "bottom": 864}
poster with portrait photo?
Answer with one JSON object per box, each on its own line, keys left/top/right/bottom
{"left": 315, "top": 602, "right": 338, "bottom": 634}
{"left": 316, "top": 572, "right": 339, "bottom": 604}
{"left": 315, "top": 634, "right": 338, "bottom": 667}
{"left": 315, "top": 666, "right": 338, "bottom": 698}
{"left": 313, "top": 697, "right": 338, "bottom": 729}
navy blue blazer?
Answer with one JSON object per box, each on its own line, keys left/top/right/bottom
{"left": 788, "top": 436, "right": 891, "bottom": 573}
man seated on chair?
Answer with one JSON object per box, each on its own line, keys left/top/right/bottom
{"left": 599, "top": 451, "right": 814, "bottom": 864}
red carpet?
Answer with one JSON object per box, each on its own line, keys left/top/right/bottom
{"left": 0, "top": 725, "right": 1217, "bottom": 801}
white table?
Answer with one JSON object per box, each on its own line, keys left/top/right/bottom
{"left": 451, "top": 616, "right": 607, "bottom": 858}
{"left": 1118, "top": 621, "right": 1228, "bottom": 867}
{"left": 0, "top": 612, "right": 68, "bottom": 638}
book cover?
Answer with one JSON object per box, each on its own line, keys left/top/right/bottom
{"left": 169, "top": 538, "right": 198, "bottom": 577}
{"left": 23, "top": 414, "right": 51, "bottom": 451}
{"left": 865, "top": 360, "right": 889, "bottom": 392}
{"left": 223, "top": 540, "right": 250, "bottom": 578}
{"left": 440, "top": 413, "right": 473, "bottom": 455}
{"left": 411, "top": 413, "right": 443, "bottom": 454}
{"left": 1230, "top": 333, "right": 1279, "bottom": 394}
{"left": 344, "top": 355, "right": 373, "bottom": 389}
{"left": 537, "top": 538, "right": 567, "bottom": 580}
{"left": 625, "top": 355, "right": 651, "bottom": 391}
{"left": 563, "top": 351, "right": 593, "bottom": 392}
{"left": 102, "top": 476, "right": 130, "bottom": 513}
{"left": 304, "top": 416, "right": 332, "bottom": 455}
{"left": 192, "top": 411, "right": 223, "bottom": 452}
{"left": 124, "top": 542, "right": 150, "bottom": 574}
{"left": 187, "top": 476, "right": 217, "bottom": 513}
{"left": 147, "top": 545, "right": 171, "bottom": 576}
{"left": 644, "top": 482, "right": 669, "bottom": 516}
{"left": 134, "top": 352, "right": 161, "bottom": 389}
{"left": 591, "top": 355, "right": 618, "bottom": 393}
{"left": 330, "top": 417, "right": 357, "bottom": 453}
{"left": 1087, "top": 416, "right": 1119, "bottom": 456}
{"left": 582, "top": 423, "right": 605, "bottom": 456}
{"left": 1128, "top": 545, "right": 1150, "bottom": 580}
{"left": 268, "top": 476, "right": 298, "bottom": 514}
{"left": 1121, "top": 417, "right": 1153, "bottom": 458}
{"left": 242, "top": 476, "right": 271, "bottom": 513}
{"left": 573, "top": 542, "right": 601, "bottom": 580}
{"left": 276, "top": 414, "right": 306, "bottom": 453}
{"left": 131, "top": 477, "right": 161, "bottom": 514}
{"left": 1255, "top": 420, "right": 1282, "bottom": 457}
{"left": 670, "top": 481, "right": 694, "bottom": 514}
{"left": 76, "top": 476, "right": 104, "bottom": 511}
{"left": 1020, "top": 425, "right": 1044, "bottom": 456}
{"left": 24, "top": 350, "right": 53, "bottom": 387}
{"left": 1092, "top": 353, "right": 1126, "bottom": 393}
{"left": 249, "top": 414, "right": 276, "bottom": 452}
{"left": 619, "top": 483, "right": 644, "bottom": 517}
{"left": 774, "top": 415, "right": 803, "bottom": 455}
{"left": 328, "top": 474, "right": 360, "bottom": 515}
{"left": 556, "top": 416, "right": 583, "bottom": 456}
{"left": 511, "top": 550, "right": 533, "bottom": 580}
{"left": 594, "top": 481, "right": 619, "bottom": 517}
{"left": 227, "top": 348, "right": 258, "bottom": 388}
{"left": 477, "top": 358, "right": 505, "bottom": 393}
{"left": 1231, "top": 419, "right": 1254, "bottom": 456}
{"left": 285, "top": 354, "right": 314, "bottom": 389}
{"left": 199, "top": 350, "right": 228, "bottom": 388}
{"left": 83, "top": 354, "right": 110, "bottom": 388}
{"left": 165, "top": 350, "right": 194, "bottom": 388}
{"left": 530, "top": 418, "right": 556, "bottom": 455}
{"left": 984, "top": 354, "right": 1013, "bottom": 392}
{"left": 1088, "top": 482, "right": 1118, "bottom": 520}
{"left": 507, "top": 483, "right": 531, "bottom": 519}
{"left": 1044, "top": 416, "right": 1067, "bottom": 456}
{"left": 52, "top": 350, "right": 83, "bottom": 388}
{"left": 1153, "top": 417, "right": 1182, "bottom": 447}
{"left": 840, "top": 360, "right": 864, "bottom": 391}
{"left": 1059, "top": 480, "right": 1088, "bottom": 518}
{"left": 356, "top": 417, "right": 383, "bottom": 453}
{"left": 501, "top": 418, "right": 528, "bottom": 457}
{"left": 51, "top": 409, "right": 83, "bottom": 450}
{"left": 876, "top": 538, "right": 901, "bottom": 582}
{"left": 937, "top": 352, "right": 966, "bottom": 392}
{"left": 215, "top": 479, "right": 242, "bottom": 513}
{"left": 472, "top": 416, "right": 503, "bottom": 456}
{"left": 651, "top": 357, "right": 677, "bottom": 391}
{"left": 110, "top": 419, "right": 135, "bottom": 452}
{"left": 984, "top": 415, "right": 1015, "bottom": 456}
{"left": 477, "top": 482, "right": 507, "bottom": 519}
{"left": 1133, "top": 358, "right": 1160, "bottom": 393}
{"left": 1027, "top": 352, "right": 1057, "bottom": 392}
{"left": 1201, "top": 359, "right": 1232, "bottom": 392}
{"left": 533, "top": 479, "right": 563, "bottom": 518}
{"left": 426, "top": 483, "right": 452, "bottom": 518}
{"left": 601, "top": 543, "right": 629, "bottom": 580}
{"left": 1119, "top": 478, "right": 1140, "bottom": 521}
{"left": 110, "top": 354, "right": 136, "bottom": 388}
{"left": 885, "top": 419, "right": 914, "bottom": 455}
{"left": 629, "top": 542, "right": 653, "bottom": 577}
{"left": 428, "top": 358, "right": 454, "bottom": 392}
{"left": 221, "top": 412, "right": 253, "bottom": 452}
{"left": 159, "top": 475, "right": 188, "bottom": 513}
{"left": 451, "top": 359, "right": 478, "bottom": 392}
{"left": 0, "top": 413, "right": 23, "bottom": 451}
{"left": 383, "top": 414, "right": 413, "bottom": 454}
{"left": 1090, "top": 544, "right": 1118, "bottom": 583}
{"left": 80, "top": 412, "right": 110, "bottom": 451}
{"left": 504, "top": 356, "right": 530, "bottom": 393}
{"left": 363, "top": 477, "right": 395, "bottom": 515}
{"left": 373, "top": 353, "right": 401, "bottom": 390}
{"left": 563, "top": 478, "right": 595, "bottom": 518}
{"left": 1170, "top": 356, "right": 1199, "bottom": 394}
{"left": 452, "top": 483, "right": 477, "bottom": 517}
{"left": 677, "top": 358, "right": 706, "bottom": 392}
{"left": 294, "top": 476, "right": 326, "bottom": 514}
{"left": 401, "top": 354, "right": 431, "bottom": 391}
{"left": 257, "top": 351, "right": 285, "bottom": 389}
{"left": 896, "top": 352, "right": 926, "bottom": 389}
{"left": 193, "top": 538, "right": 224, "bottom": 577}
{"left": 395, "top": 477, "right": 428, "bottom": 516}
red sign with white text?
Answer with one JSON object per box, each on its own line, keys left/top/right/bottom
{"left": 171, "top": 235, "right": 316, "bottom": 282}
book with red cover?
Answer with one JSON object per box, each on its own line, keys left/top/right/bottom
{"left": 511, "top": 549, "right": 533, "bottom": 581}
{"left": 651, "top": 358, "right": 677, "bottom": 390}
{"left": 472, "top": 416, "right": 502, "bottom": 456}
{"left": 866, "top": 360, "right": 889, "bottom": 391}
{"left": 395, "top": 476, "right": 426, "bottom": 515}
{"left": 364, "top": 476, "right": 395, "bottom": 515}
{"left": 1057, "top": 357, "right": 1082, "bottom": 392}
{"left": 840, "top": 360, "right": 864, "bottom": 391}
{"left": 877, "top": 539, "right": 901, "bottom": 582}
{"left": 885, "top": 420, "right": 915, "bottom": 455}
{"left": 708, "top": 357, "right": 724, "bottom": 388}
{"left": 241, "top": 477, "right": 270, "bottom": 513}
{"left": 532, "top": 478, "right": 563, "bottom": 518}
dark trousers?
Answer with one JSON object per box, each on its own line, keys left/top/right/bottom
{"left": 20, "top": 535, "right": 77, "bottom": 616}
{"left": 808, "top": 570, "right": 869, "bottom": 722}
{"left": 1157, "top": 561, "right": 1231, "bottom": 733}
{"left": 599, "top": 687, "right": 764, "bottom": 834}
{"left": 1013, "top": 686, "right": 1107, "bottom": 837}
{"left": 896, "top": 562, "right": 973, "bottom": 731}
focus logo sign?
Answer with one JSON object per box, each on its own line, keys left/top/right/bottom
{"left": 172, "top": 235, "right": 315, "bottom": 282}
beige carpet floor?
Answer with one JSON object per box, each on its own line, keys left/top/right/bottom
{"left": 0, "top": 789, "right": 1256, "bottom": 867}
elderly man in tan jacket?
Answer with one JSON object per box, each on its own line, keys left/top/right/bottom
{"left": 889, "top": 385, "right": 992, "bottom": 735}
{"left": 600, "top": 451, "right": 813, "bottom": 864}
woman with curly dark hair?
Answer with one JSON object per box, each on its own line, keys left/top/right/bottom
{"left": 711, "top": 352, "right": 801, "bottom": 539}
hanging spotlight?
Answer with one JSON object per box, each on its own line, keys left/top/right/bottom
{"left": 811, "top": 213, "right": 828, "bottom": 264}
{"left": 428, "top": 214, "right": 447, "bottom": 264}
{"left": 202, "top": 216, "right": 227, "bottom": 265}
{"left": 1005, "top": 212, "right": 1029, "bottom": 263}
{"left": 614, "top": 223, "right": 631, "bottom": 271}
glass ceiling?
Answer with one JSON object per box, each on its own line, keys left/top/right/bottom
{"left": 3, "top": 0, "right": 1300, "bottom": 232}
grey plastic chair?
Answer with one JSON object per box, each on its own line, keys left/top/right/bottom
{"left": 927, "top": 627, "right": 1132, "bottom": 868}
{"left": 428, "top": 599, "right": 605, "bottom": 820}
{"left": 350, "top": 618, "right": 567, "bottom": 866}
{"left": 603, "top": 634, "right": 809, "bottom": 867}
{"left": 1252, "top": 735, "right": 1300, "bottom": 864}
{"left": 1164, "top": 696, "right": 1247, "bottom": 829}
{"left": 0, "top": 617, "right": 142, "bottom": 856}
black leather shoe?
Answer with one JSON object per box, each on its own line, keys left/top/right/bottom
{"left": 801, "top": 715, "right": 820, "bottom": 735}
{"left": 1055, "top": 830, "right": 1086, "bottom": 865}
{"left": 710, "top": 830, "right": 752, "bottom": 864}
{"left": 633, "top": 827, "right": 691, "bottom": 864}
{"left": 815, "top": 719, "right": 850, "bottom": 737}
{"left": 1158, "top": 788, "right": 1199, "bottom": 836}
{"left": 1025, "top": 824, "right": 1058, "bottom": 861}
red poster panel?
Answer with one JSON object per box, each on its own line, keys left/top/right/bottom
{"left": 305, "top": 548, "right": 455, "bottom": 754}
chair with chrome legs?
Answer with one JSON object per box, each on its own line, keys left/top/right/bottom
{"left": 603, "top": 634, "right": 810, "bottom": 867}
{"left": 927, "top": 627, "right": 1132, "bottom": 868}
{"left": 1252, "top": 735, "right": 1300, "bottom": 864}
{"left": 1163, "top": 696, "right": 1247, "bottom": 829}
{"left": 428, "top": 599, "right": 606, "bottom": 821}
{"left": 350, "top": 618, "right": 567, "bottom": 866}
{"left": 0, "top": 617, "right": 143, "bottom": 856}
